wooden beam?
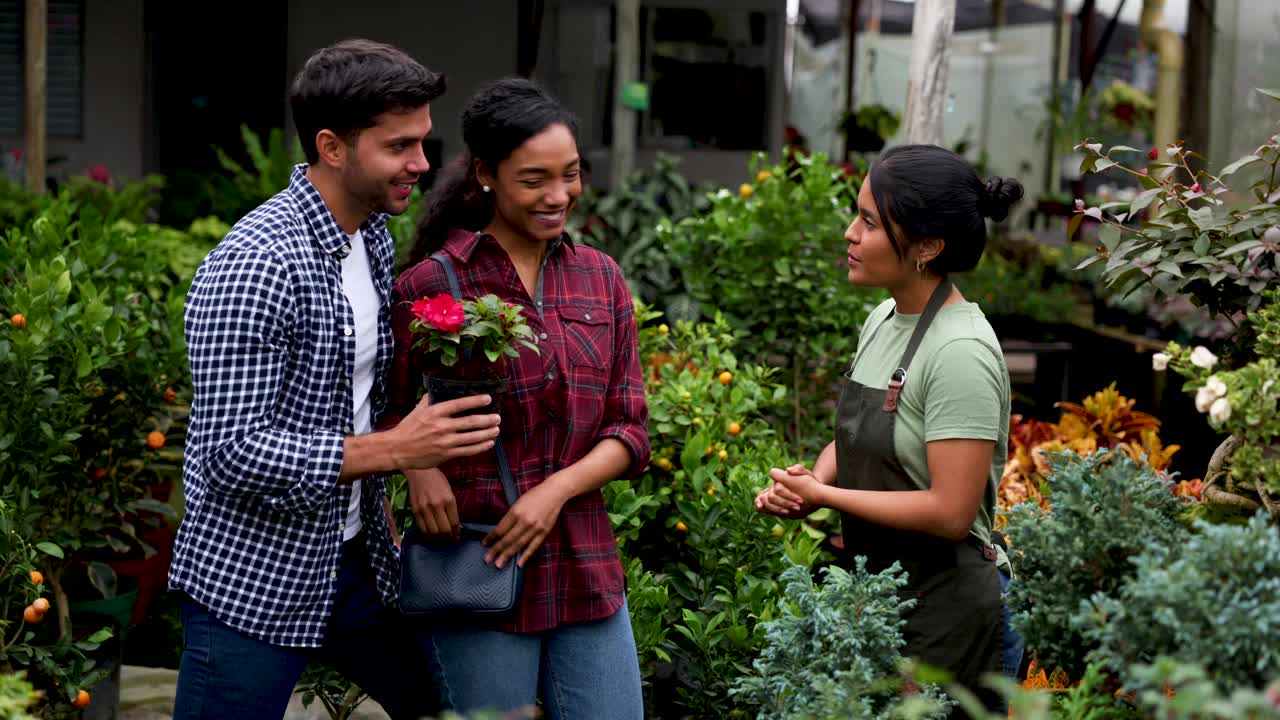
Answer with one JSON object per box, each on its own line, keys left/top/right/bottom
{"left": 24, "top": 0, "right": 47, "bottom": 194}
{"left": 1181, "top": 0, "right": 1215, "bottom": 173}
{"left": 902, "top": 0, "right": 956, "bottom": 146}
{"left": 610, "top": 0, "right": 639, "bottom": 189}
{"left": 842, "top": 0, "right": 861, "bottom": 161}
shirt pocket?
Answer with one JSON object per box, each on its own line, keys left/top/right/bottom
{"left": 558, "top": 305, "right": 613, "bottom": 370}
{"left": 558, "top": 304, "right": 612, "bottom": 433}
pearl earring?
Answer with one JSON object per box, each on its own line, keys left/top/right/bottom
{"left": 482, "top": 185, "right": 491, "bottom": 193}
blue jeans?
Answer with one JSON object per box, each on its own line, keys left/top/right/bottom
{"left": 173, "top": 534, "right": 434, "bottom": 720}
{"left": 423, "top": 600, "right": 643, "bottom": 719}
{"left": 999, "top": 567, "right": 1026, "bottom": 678}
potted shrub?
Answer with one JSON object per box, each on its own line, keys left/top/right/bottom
{"left": 1070, "top": 87, "right": 1280, "bottom": 517}
{"left": 404, "top": 292, "right": 539, "bottom": 414}
{"left": 838, "top": 104, "right": 901, "bottom": 154}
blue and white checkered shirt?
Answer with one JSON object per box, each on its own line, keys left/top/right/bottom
{"left": 169, "top": 165, "right": 400, "bottom": 648}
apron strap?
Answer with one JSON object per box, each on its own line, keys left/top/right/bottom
{"left": 882, "top": 277, "right": 953, "bottom": 413}
{"left": 897, "top": 277, "right": 954, "bottom": 374}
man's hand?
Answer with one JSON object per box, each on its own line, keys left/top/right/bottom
{"left": 392, "top": 394, "right": 500, "bottom": 469}
{"left": 406, "top": 468, "right": 460, "bottom": 541}
{"left": 483, "top": 481, "right": 569, "bottom": 569}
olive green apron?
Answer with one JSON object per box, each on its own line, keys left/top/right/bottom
{"left": 836, "top": 278, "right": 1002, "bottom": 717}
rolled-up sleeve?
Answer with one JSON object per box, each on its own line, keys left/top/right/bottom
{"left": 597, "top": 268, "right": 650, "bottom": 477}
{"left": 184, "top": 246, "right": 342, "bottom": 511}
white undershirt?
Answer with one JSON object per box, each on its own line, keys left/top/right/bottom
{"left": 341, "top": 229, "right": 380, "bottom": 541}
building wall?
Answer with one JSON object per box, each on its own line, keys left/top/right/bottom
{"left": 1209, "top": 0, "right": 1280, "bottom": 165}
{"left": 0, "top": 0, "right": 146, "bottom": 180}
{"left": 286, "top": 0, "right": 519, "bottom": 168}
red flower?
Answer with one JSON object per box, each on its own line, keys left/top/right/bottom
{"left": 1147, "top": 147, "right": 1159, "bottom": 161}
{"left": 87, "top": 163, "right": 111, "bottom": 184}
{"left": 9, "top": 148, "right": 21, "bottom": 162}
{"left": 1191, "top": 182, "right": 1202, "bottom": 193}
{"left": 414, "top": 294, "right": 465, "bottom": 333}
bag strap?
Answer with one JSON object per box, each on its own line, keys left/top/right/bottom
{"left": 429, "top": 252, "right": 520, "bottom": 508}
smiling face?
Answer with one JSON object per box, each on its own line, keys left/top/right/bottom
{"left": 844, "top": 175, "right": 917, "bottom": 289}
{"left": 341, "top": 104, "right": 434, "bottom": 217}
{"left": 480, "top": 123, "right": 582, "bottom": 243}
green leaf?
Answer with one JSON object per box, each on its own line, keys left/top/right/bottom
{"left": 54, "top": 270, "right": 72, "bottom": 301}
{"left": 1074, "top": 255, "right": 1103, "bottom": 271}
{"left": 1220, "top": 154, "right": 1261, "bottom": 177}
{"left": 1094, "top": 159, "right": 1118, "bottom": 173}
{"left": 1067, "top": 212, "right": 1085, "bottom": 241}
{"left": 1098, "top": 224, "right": 1122, "bottom": 251}
{"left": 1129, "top": 188, "right": 1164, "bottom": 217}
{"left": 1257, "top": 88, "right": 1280, "bottom": 102}
{"left": 36, "top": 542, "right": 64, "bottom": 558}
{"left": 1220, "top": 239, "right": 1263, "bottom": 256}
{"left": 1155, "top": 261, "right": 1183, "bottom": 278}
{"left": 1107, "top": 145, "right": 1142, "bottom": 155}
{"left": 1193, "top": 235, "right": 1211, "bottom": 256}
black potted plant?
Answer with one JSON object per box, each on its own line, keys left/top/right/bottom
{"left": 839, "top": 104, "right": 901, "bottom": 154}
{"left": 404, "top": 292, "right": 540, "bottom": 415}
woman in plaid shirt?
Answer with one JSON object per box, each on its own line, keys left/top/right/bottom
{"left": 383, "top": 78, "right": 650, "bottom": 717}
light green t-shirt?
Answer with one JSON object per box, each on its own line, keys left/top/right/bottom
{"left": 847, "top": 298, "right": 1010, "bottom": 551}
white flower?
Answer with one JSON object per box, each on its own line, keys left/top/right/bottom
{"left": 1195, "top": 376, "right": 1227, "bottom": 413}
{"left": 1195, "top": 386, "right": 1217, "bottom": 412}
{"left": 1167, "top": 146, "right": 1183, "bottom": 157}
{"left": 1206, "top": 375, "right": 1227, "bottom": 397}
{"left": 1209, "top": 397, "right": 1231, "bottom": 425}
{"left": 1152, "top": 352, "right": 1170, "bottom": 371}
{"left": 1085, "top": 143, "right": 1103, "bottom": 155}
{"left": 1190, "top": 346, "right": 1218, "bottom": 369}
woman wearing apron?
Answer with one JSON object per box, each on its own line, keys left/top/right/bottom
{"left": 755, "top": 144, "right": 1023, "bottom": 717}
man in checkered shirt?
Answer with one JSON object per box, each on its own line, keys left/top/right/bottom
{"left": 168, "top": 39, "right": 501, "bottom": 719}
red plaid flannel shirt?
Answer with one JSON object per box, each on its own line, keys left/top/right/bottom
{"left": 382, "top": 229, "right": 650, "bottom": 633}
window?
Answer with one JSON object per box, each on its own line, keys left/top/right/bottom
{"left": 0, "top": 0, "right": 84, "bottom": 138}
{"left": 641, "top": 7, "right": 773, "bottom": 151}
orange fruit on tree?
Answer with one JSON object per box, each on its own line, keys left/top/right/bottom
{"left": 146, "top": 431, "right": 165, "bottom": 449}
{"left": 91, "top": 467, "right": 108, "bottom": 480}
{"left": 756, "top": 170, "right": 771, "bottom": 182}
{"left": 655, "top": 458, "right": 673, "bottom": 471}
{"left": 72, "top": 690, "right": 90, "bottom": 708}
{"left": 718, "top": 449, "right": 729, "bottom": 461}
{"left": 718, "top": 371, "right": 733, "bottom": 385}
{"left": 727, "top": 422, "right": 742, "bottom": 436}
{"left": 162, "top": 387, "right": 177, "bottom": 403}
{"left": 32, "top": 598, "right": 49, "bottom": 613}
{"left": 738, "top": 183, "right": 753, "bottom": 199}
{"left": 30, "top": 570, "right": 43, "bottom": 586}
{"left": 23, "top": 606, "right": 42, "bottom": 624}
{"left": 10, "top": 313, "right": 25, "bottom": 330}
{"left": 675, "top": 521, "right": 688, "bottom": 533}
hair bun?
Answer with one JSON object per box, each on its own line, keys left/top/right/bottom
{"left": 979, "top": 176, "right": 1025, "bottom": 221}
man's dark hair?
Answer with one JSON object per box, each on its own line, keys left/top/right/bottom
{"left": 289, "top": 38, "right": 446, "bottom": 164}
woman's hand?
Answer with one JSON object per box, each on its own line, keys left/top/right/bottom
{"left": 484, "top": 480, "right": 569, "bottom": 569}
{"left": 406, "top": 468, "right": 460, "bottom": 542}
{"left": 768, "top": 465, "right": 830, "bottom": 509}
{"left": 754, "top": 464, "right": 821, "bottom": 518}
